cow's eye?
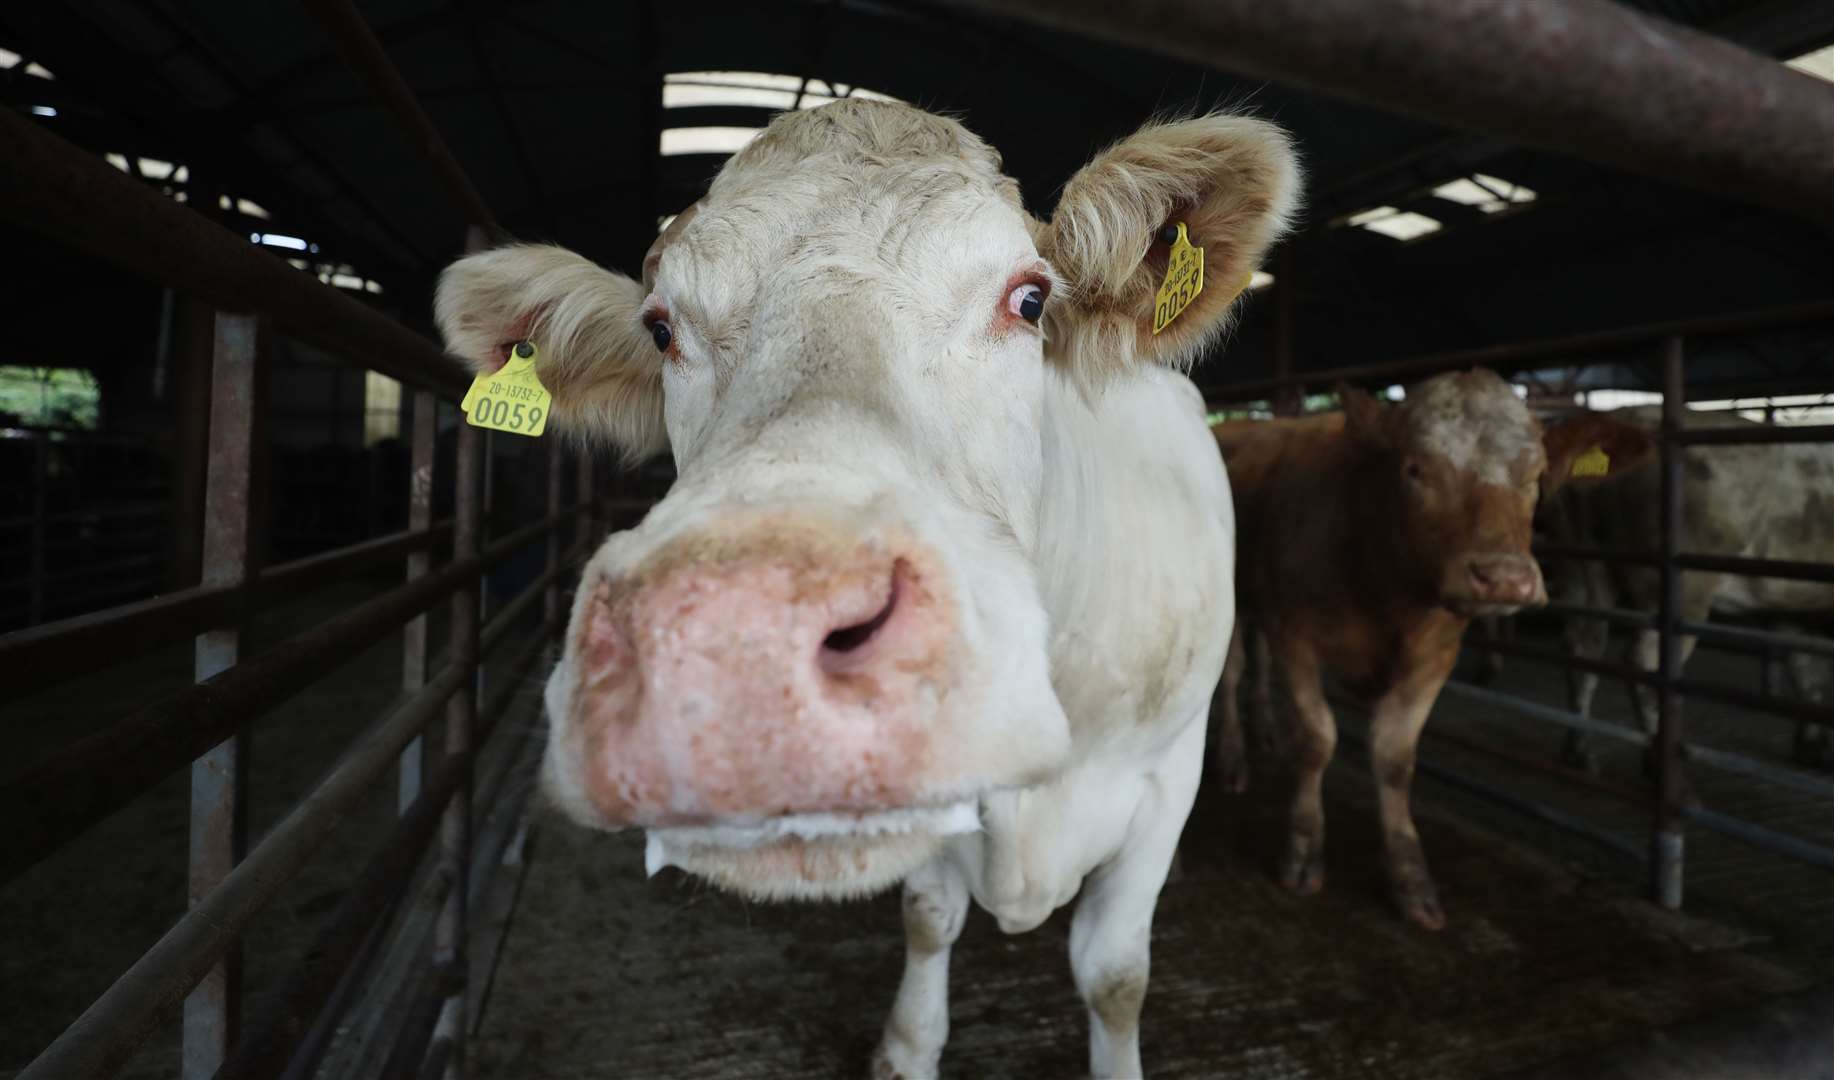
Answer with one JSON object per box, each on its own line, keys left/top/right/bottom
{"left": 648, "top": 319, "right": 672, "bottom": 353}
{"left": 1007, "top": 283, "right": 1046, "bottom": 324}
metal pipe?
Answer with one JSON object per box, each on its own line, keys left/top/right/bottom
{"left": 1672, "top": 423, "right": 1834, "bottom": 447}
{"left": 15, "top": 661, "right": 467, "bottom": 1080}
{"left": 0, "top": 512, "right": 572, "bottom": 883}
{"left": 1437, "top": 680, "right": 1649, "bottom": 748}
{"left": 1424, "top": 725, "right": 1646, "bottom": 806}
{"left": 437, "top": 421, "right": 481, "bottom": 1078}
{"left": 184, "top": 310, "right": 261, "bottom": 1079}
{"left": 1653, "top": 337, "right": 1688, "bottom": 910}
{"left": 1205, "top": 300, "right": 1834, "bottom": 404}
{"left": 1683, "top": 742, "right": 1834, "bottom": 805}
{"left": 1532, "top": 601, "right": 1834, "bottom": 659}
{"left": 546, "top": 442, "right": 564, "bottom": 625}
{"left": 301, "top": 0, "right": 504, "bottom": 239}
{"left": 378, "top": 975, "right": 456, "bottom": 1080}
{"left": 1537, "top": 543, "right": 1834, "bottom": 584}
{"left": 1684, "top": 807, "right": 1834, "bottom": 875}
{"left": 402, "top": 390, "right": 438, "bottom": 814}
{"left": 963, "top": 0, "right": 1834, "bottom": 223}
{"left": 0, "top": 519, "right": 453, "bottom": 698}
{"left": 0, "top": 109, "right": 468, "bottom": 398}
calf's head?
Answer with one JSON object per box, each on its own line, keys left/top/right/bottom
{"left": 436, "top": 101, "right": 1298, "bottom": 899}
{"left": 1341, "top": 369, "right": 1653, "bottom": 617}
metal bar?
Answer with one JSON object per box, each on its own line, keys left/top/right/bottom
{"left": 1671, "top": 423, "right": 1834, "bottom": 447}
{"left": 1474, "top": 636, "right": 1660, "bottom": 689}
{"left": 1537, "top": 543, "right": 1834, "bottom": 584}
{"left": 0, "top": 512, "right": 571, "bottom": 884}
{"left": 301, "top": 0, "right": 504, "bottom": 238}
{"left": 0, "top": 520, "right": 452, "bottom": 698}
{"left": 546, "top": 442, "right": 564, "bottom": 625}
{"left": 1683, "top": 741, "right": 1834, "bottom": 804}
{"left": 1653, "top": 336, "right": 1688, "bottom": 910}
{"left": 576, "top": 451, "right": 596, "bottom": 552}
{"left": 1674, "top": 675, "right": 1834, "bottom": 729}
{"left": 1336, "top": 723, "right": 1646, "bottom": 863}
{"left": 1684, "top": 807, "right": 1834, "bottom": 874}
{"left": 13, "top": 668, "right": 468, "bottom": 1078}
{"left": 402, "top": 390, "right": 438, "bottom": 814}
{"left": 1204, "top": 300, "right": 1834, "bottom": 404}
{"left": 438, "top": 421, "right": 481, "bottom": 1078}
{"left": 1424, "top": 725, "right": 1646, "bottom": 806}
{"left": 417, "top": 1038, "right": 456, "bottom": 1080}
{"left": 1536, "top": 600, "right": 1655, "bottom": 630}
{"left": 965, "top": 1, "right": 1834, "bottom": 222}
{"left": 1436, "top": 680, "right": 1649, "bottom": 748}
{"left": 0, "top": 109, "right": 468, "bottom": 398}
{"left": 27, "top": 432, "right": 46, "bottom": 626}
{"left": 183, "top": 310, "right": 261, "bottom": 1079}
{"left": 378, "top": 972, "right": 457, "bottom": 1080}
{"left": 1531, "top": 602, "right": 1834, "bottom": 659}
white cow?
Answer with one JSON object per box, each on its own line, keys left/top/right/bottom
{"left": 436, "top": 100, "right": 1298, "bottom": 1078}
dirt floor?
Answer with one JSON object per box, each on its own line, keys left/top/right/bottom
{"left": 470, "top": 753, "right": 1811, "bottom": 1080}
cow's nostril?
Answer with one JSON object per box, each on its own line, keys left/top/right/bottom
{"left": 1469, "top": 561, "right": 1495, "bottom": 588}
{"left": 822, "top": 573, "right": 899, "bottom": 654}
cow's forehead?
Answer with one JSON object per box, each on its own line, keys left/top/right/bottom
{"left": 1400, "top": 371, "right": 1544, "bottom": 485}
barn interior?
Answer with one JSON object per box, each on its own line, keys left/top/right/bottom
{"left": 2, "top": 1, "right": 1833, "bottom": 1078}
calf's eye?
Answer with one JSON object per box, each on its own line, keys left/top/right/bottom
{"left": 1007, "top": 283, "right": 1046, "bottom": 324}
{"left": 648, "top": 320, "right": 672, "bottom": 353}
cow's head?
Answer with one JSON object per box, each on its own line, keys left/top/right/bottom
{"left": 436, "top": 101, "right": 1298, "bottom": 900}
{"left": 1340, "top": 369, "right": 1653, "bottom": 617}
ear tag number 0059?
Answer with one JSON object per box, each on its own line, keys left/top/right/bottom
{"left": 464, "top": 341, "right": 551, "bottom": 437}
{"left": 1152, "top": 222, "right": 1205, "bottom": 336}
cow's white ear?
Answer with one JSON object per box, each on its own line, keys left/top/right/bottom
{"left": 1039, "top": 114, "right": 1301, "bottom": 390}
{"left": 435, "top": 244, "right": 666, "bottom": 461}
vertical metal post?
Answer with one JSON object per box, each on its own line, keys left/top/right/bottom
{"left": 1272, "top": 245, "right": 1300, "bottom": 418}
{"left": 546, "top": 439, "right": 564, "bottom": 625}
{"left": 28, "top": 431, "right": 47, "bottom": 626}
{"left": 1653, "top": 335, "right": 1688, "bottom": 909}
{"left": 575, "top": 451, "right": 596, "bottom": 552}
{"left": 182, "top": 310, "right": 262, "bottom": 1079}
{"left": 436, "top": 419, "right": 481, "bottom": 1078}
{"left": 400, "top": 389, "right": 437, "bottom": 813}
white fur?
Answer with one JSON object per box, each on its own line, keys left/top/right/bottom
{"left": 435, "top": 99, "right": 1295, "bottom": 1077}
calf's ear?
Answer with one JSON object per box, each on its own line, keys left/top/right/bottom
{"left": 1540, "top": 413, "right": 1658, "bottom": 496}
{"left": 1038, "top": 113, "right": 1301, "bottom": 390}
{"left": 435, "top": 244, "right": 666, "bottom": 461}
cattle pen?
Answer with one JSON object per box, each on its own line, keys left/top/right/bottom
{"left": 3, "top": 2, "right": 1834, "bottom": 1080}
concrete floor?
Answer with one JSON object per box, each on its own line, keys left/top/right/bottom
{"left": 471, "top": 756, "right": 1809, "bottom": 1079}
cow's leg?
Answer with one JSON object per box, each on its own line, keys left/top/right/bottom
{"left": 1070, "top": 716, "right": 1203, "bottom": 1080}
{"left": 873, "top": 856, "right": 970, "bottom": 1080}
{"left": 1782, "top": 642, "right": 1834, "bottom": 770}
{"left": 1625, "top": 578, "right": 1715, "bottom": 775}
{"left": 1561, "top": 615, "right": 1609, "bottom": 772}
{"left": 1214, "top": 622, "right": 1251, "bottom": 793}
{"left": 1277, "top": 644, "right": 1334, "bottom": 895}
{"left": 1368, "top": 676, "right": 1449, "bottom": 930}
{"left": 1248, "top": 626, "right": 1284, "bottom": 757}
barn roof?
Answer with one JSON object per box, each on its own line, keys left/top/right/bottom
{"left": 2, "top": 0, "right": 1832, "bottom": 397}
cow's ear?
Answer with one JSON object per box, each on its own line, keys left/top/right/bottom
{"left": 1038, "top": 113, "right": 1301, "bottom": 391}
{"left": 1339, "top": 383, "right": 1393, "bottom": 449}
{"left": 1541, "top": 413, "right": 1658, "bottom": 496}
{"left": 435, "top": 244, "right": 666, "bottom": 461}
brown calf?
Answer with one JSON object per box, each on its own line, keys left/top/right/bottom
{"left": 1213, "top": 369, "right": 1651, "bottom": 928}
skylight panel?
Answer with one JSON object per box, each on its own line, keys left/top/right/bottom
{"left": 662, "top": 82, "right": 796, "bottom": 110}
{"left": 0, "top": 48, "right": 19, "bottom": 69}
{"left": 660, "top": 126, "right": 762, "bottom": 156}
{"left": 1248, "top": 270, "right": 1275, "bottom": 291}
{"left": 1787, "top": 43, "right": 1834, "bottom": 81}
{"left": 1432, "top": 173, "right": 1537, "bottom": 213}
{"left": 23, "top": 61, "right": 52, "bottom": 79}
{"left": 1347, "top": 205, "right": 1442, "bottom": 241}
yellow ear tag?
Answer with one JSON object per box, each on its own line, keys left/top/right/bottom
{"left": 1570, "top": 445, "right": 1610, "bottom": 478}
{"left": 464, "top": 341, "right": 551, "bottom": 438}
{"left": 1151, "top": 223, "right": 1205, "bottom": 335}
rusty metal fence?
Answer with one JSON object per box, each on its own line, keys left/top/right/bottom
{"left": 0, "top": 3, "right": 614, "bottom": 1077}
{"left": 1206, "top": 301, "right": 1834, "bottom": 911}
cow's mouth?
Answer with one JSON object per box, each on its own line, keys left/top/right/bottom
{"left": 643, "top": 800, "right": 980, "bottom": 901}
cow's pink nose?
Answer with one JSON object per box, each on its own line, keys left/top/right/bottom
{"left": 1466, "top": 555, "right": 1546, "bottom": 607}
{"left": 565, "top": 545, "right": 959, "bottom": 827}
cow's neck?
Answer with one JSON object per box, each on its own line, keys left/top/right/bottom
{"left": 1031, "top": 365, "right": 1235, "bottom": 753}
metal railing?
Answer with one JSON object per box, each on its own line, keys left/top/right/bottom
{"left": 1209, "top": 303, "right": 1834, "bottom": 912}
{"left": 0, "top": 6, "right": 605, "bottom": 1078}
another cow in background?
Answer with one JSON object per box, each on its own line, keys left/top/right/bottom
{"left": 1541, "top": 406, "right": 1834, "bottom": 772}
{"left": 1212, "top": 371, "right": 1650, "bottom": 929}
{"left": 437, "top": 99, "right": 1299, "bottom": 1077}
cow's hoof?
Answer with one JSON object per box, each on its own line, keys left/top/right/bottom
{"left": 1279, "top": 845, "right": 1326, "bottom": 896}
{"left": 1392, "top": 879, "right": 1447, "bottom": 931}
{"left": 871, "top": 1039, "right": 936, "bottom": 1080}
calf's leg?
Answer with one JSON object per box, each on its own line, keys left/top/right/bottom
{"left": 1368, "top": 680, "right": 1447, "bottom": 930}
{"left": 1561, "top": 615, "right": 1609, "bottom": 772}
{"left": 1782, "top": 643, "right": 1833, "bottom": 770}
{"left": 1070, "top": 716, "right": 1204, "bottom": 1080}
{"left": 873, "top": 856, "right": 970, "bottom": 1080}
{"left": 1248, "top": 626, "right": 1283, "bottom": 757}
{"left": 1276, "top": 644, "right": 1334, "bottom": 895}
{"left": 1214, "top": 623, "right": 1251, "bottom": 793}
